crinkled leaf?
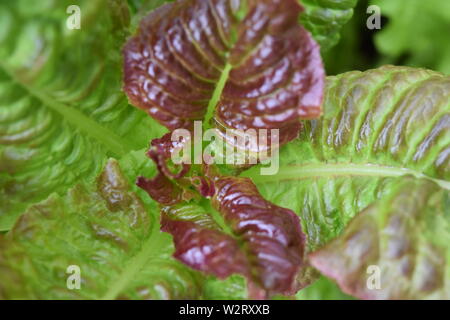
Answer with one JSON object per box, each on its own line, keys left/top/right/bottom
{"left": 139, "top": 172, "right": 306, "bottom": 298}
{"left": 300, "top": 0, "right": 359, "bottom": 51}
{"left": 245, "top": 65, "right": 449, "bottom": 249}
{"left": 242, "top": 66, "right": 450, "bottom": 296}
{"left": 123, "top": 0, "right": 324, "bottom": 142}
{"left": 127, "top": 0, "right": 357, "bottom": 53}
{"left": 161, "top": 202, "right": 252, "bottom": 280}
{"left": 211, "top": 176, "right": 306, "bottom": 295}
{"left": 0, "top": 0, "right": 166, "bottom": 230}
{"left": 0, "top": 159, "right": 207, "bottom": 299}
{"left": 0, "top": 155, "right": 244, "bottom": 300}
{"left": 124, "top": 1, "right": 318, "bottom": 297}
{"left": 310, "top": 176, "right": 450, "bottom": 299}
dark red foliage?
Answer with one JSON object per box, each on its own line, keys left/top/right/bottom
{"left": 161, "top": 211, "right": 251, "bottom": 279}
{"left": 123, "top": 0, "right": 324, "bottom": 146}
{"left": 211, "top": 176, "right": 306, "bottom": 294}
{"left": 137, "top": 174, "right": 182, "bottom": 206}
{"left": 124, "top": 0, "right": 324, "bottom": 299}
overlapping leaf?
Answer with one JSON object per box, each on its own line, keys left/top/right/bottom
{"left": 0, "top": 156, "right": 249, "bottom": 299}
{"left": 244, "top": 66, "right": 449, "bottom": 250}
{"left": 0, "top": 0, "right": 166, "bottom": 230}
{"left": 242, "top": 66, "right": 450, "bottom": 298}
{"left": 128, "top": 0, "right": 358, "bottom": 53}
{"left": 310, "top": 176, "right": 450, "bottom": 299}
{"left": 139, "top": 167, "right": 306, "bottom": 298}
{"left": 212, "top": 176, "right": 306, "bottom": 296}
{"left": 0, "top": 159, "right": 202, "bottom": 299}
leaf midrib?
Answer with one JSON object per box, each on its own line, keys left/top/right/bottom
{"left": 0, "top": 62, "right": 131, "bottom": 157}
{"left": 100, "top": 225, "right": 167, "bottom": 300}
{"left": 204, "top": 63, "right": 232, "bottom": 129}
{"left": 242, "top": 163, "right": 450, "bottom": 191}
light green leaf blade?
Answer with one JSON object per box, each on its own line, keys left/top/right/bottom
{"left": 0, "top": 0, "right": 166, "bottom": 230}
{"left": 0, "top": 159, "right": 202, "bottom": 299}
{"left": 2, "top": 154, "right": 243, "bottom": 299}
{"left": 201, "top": 275, "right": 247, "bottom": 300}
{"left": 242, "top": 66, "right": 449, "bottom": 298}
{"left": 0, "top": 153, "right": 247, "bottom": 299}
{"left": 244, "top": 65, "right": 449, "bottom": 251}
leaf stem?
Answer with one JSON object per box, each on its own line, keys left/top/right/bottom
{"left": 242, "top": 163, "right": 450, "bottom": 191}
{"left": 203, "top": 63, "right": 232, "bottom": 130}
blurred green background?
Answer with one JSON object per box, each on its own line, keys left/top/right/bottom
{"left": 323, "top": 0, "right": 450, "bottom": 75}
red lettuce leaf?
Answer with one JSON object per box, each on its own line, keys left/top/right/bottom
{"left": 138, "top": 171, "right": 306, "bottom": 298}
{"left": 147, "top": 132, "right": 191, "bottom": 179}
{"left": 123, "top": 0, "right": 324, "bottom": 145}
{"left": 211, "top": 176, "right": 306, "bottom": 295}
{"left": 161, "top": 204, "right": 251, "bottom": 280}
{"left": 125, "top": 0, "right": 323, "bottom": 299}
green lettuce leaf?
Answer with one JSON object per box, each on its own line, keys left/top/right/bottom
{"left": 0, "top": 158, "right": 246, "bottom": 299}
{"left": 242, "top": 65, "right": 449, "bottom": 297}
{"left": 123, "top": 0, "right": 324, "bottom": 141}
{"left": 244, "top": 65, "right": 449, "bottom": 249}
{"left": 300, "top": 0, "right": 359, "bottom": 51}
{"left": 0, "top": 0, "right": 167, "bottom": 230}
{"left": 371, "top": 0, "right": 450, "bottom": 75}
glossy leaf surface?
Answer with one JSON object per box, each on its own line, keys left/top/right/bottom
{"left": 0, "top": 0, "right": 166, "bottom": 230}
{"left": 123, "top": 0, "right": 324, "bottom": 141}
{"left": 310, "top": 177, "right": 450, "bottom": 299}
{"left": 0, "top": 156, "right": 249, "bottom": 299}
{"left": 139, "top": 171, "right": 306, "bottom": 298}
{"left": 242, "top": 66, "right": 450, "bottom": 298}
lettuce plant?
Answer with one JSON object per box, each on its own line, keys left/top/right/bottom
{"left": 0, "top": 0, "right": 448, "bottom": 300}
